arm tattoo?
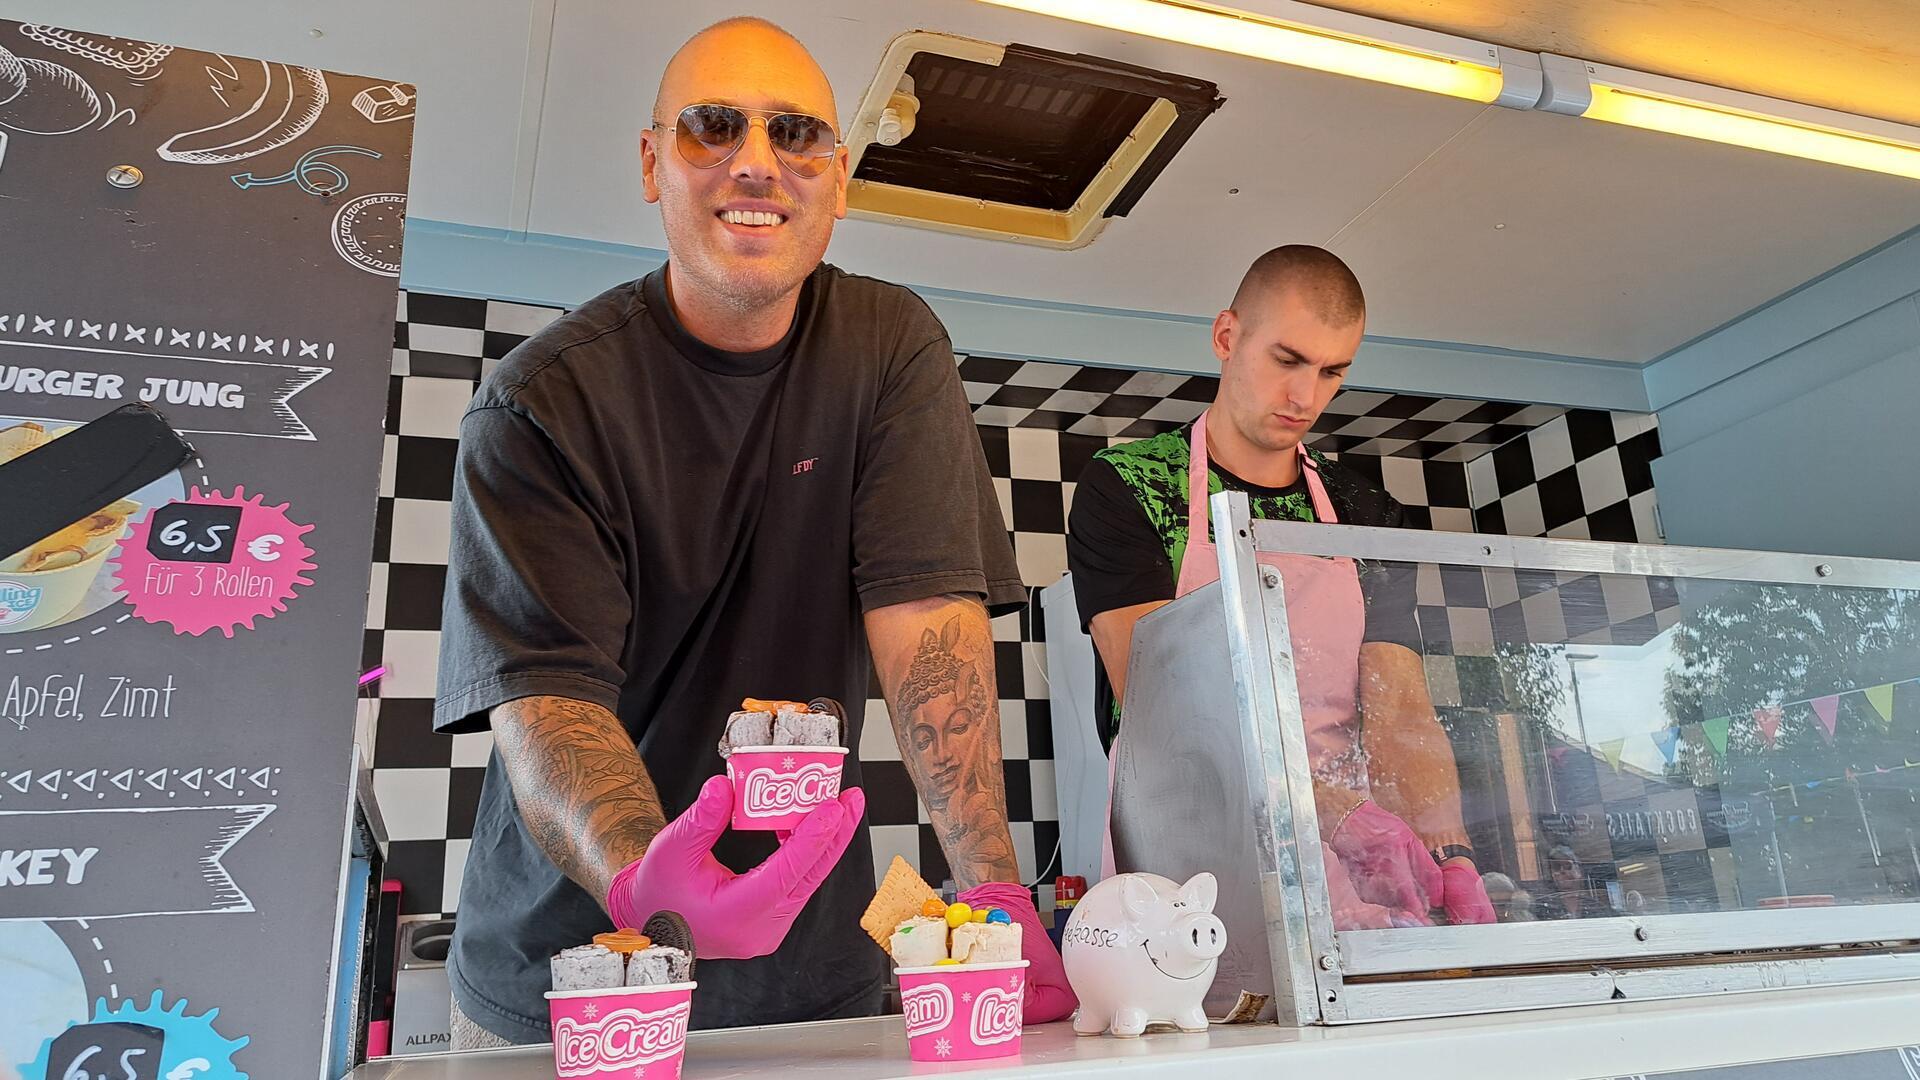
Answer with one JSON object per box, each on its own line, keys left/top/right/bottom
{"left": 875, "top": 600, "right": 1020, "bottom": 887}
{"left": 490, "top": 695, "right": 669, "bottom": 906}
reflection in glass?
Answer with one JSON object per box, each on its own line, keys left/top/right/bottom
{"left": 1324, "top": 562, "right": 1920, "bottom": 925}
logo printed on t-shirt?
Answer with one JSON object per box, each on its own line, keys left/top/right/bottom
{"left": 792, "top": 457, "right": 819, "bottom": 474}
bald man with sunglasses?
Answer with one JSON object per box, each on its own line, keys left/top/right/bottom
{"left": 434, "top": 17, "right": 1073, "bottom": 1046}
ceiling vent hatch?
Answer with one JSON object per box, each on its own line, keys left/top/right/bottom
{"left": 846, "top": 31, "right": 1224, "bottom": 249}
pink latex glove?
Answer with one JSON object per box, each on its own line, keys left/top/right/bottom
{"left": 1323, "top": 846, "right": 1395, "bottom": 930}
{"left": 1325, "top": 800, "right": 1442, "bottom": 925}
{"left": 1438, "top": 860, "right": 1497, "bottom": 925}
{"left": 957, "top": 882, "right": 1077, "bottom": 1024}
{"left": 607, "top": 774, "right": 865, "bottom": 960}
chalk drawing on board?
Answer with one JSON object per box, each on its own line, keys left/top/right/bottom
{"left": 352, "top": 81, "right": 415, "bottom": 124}
{"left": 331, "top": 192, "right": 406, "bottom": 276}
{"left": 18, "top": 25, "right": 174, "bottom": 80}
{"left": 231, "top": 143, "right": 380, "bottom": 197}
{"left": 202, "top": 54, "right": 238, "bottom": 109}
{"left": 4, "top": 766, "right": 279, "bottom": 801}
{"left": 0, "top": 768, "right": 265, "bottom": 801}
{"left": 0, "top": 46, "right": 106, "bottom": 136}
{"left": 99, "top": 90, "right": 136, "bottom": 130}
{"left": 0, "top": 803, "right": 275, "bottom": 920}
{"left": 0, "top": 43, "right": 21, "bottom": 106}
{"left": 156, "top": 57, "right": 328, "bottom": 165}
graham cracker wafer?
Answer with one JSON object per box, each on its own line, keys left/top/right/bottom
{"left": 861, "top": 855, "right": 941, "bottom": 951}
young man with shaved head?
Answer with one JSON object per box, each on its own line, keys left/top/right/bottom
{"left": 435, "top": 17, "right": 1071, "bottom": 1046}
{"left": 1067, "top": 245, "right": 1497, "bottom": 931}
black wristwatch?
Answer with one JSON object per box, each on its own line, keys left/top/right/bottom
{"left": 1437, "top": 845, "right": 1476, "bottom": 865}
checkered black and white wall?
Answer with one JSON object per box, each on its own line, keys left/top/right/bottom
{"left": 1467, "top": 409, "right": 1664, "bottom": 542}
{"left": 364, "top": 289, "right": 1663, "bottom": 916}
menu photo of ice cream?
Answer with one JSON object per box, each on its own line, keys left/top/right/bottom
{"left": 0, "top": 417, "right": 184, "bottom": 635}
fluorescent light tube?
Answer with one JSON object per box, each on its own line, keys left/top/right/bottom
{"left": 1586, "top": 87, "right": 1920, "bottom": 180}
{"left": 975, "top": 0, "right": 1512, "bottom": 103}
{"left": 1542, "top": 56, "right": 1920, "bottom": 181}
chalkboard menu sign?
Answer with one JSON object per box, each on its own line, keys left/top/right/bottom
{"left": 0, "top": 20, "right": 413, "bottom": 1079}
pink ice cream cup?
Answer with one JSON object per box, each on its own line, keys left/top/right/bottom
{"left": 724, "top": 746, "right": 848, "bottom": 831}
{"left": 895, "top": 959, "right": 1028, "bottom": 1062}
{"left": 545, "top": 982, "right": 695, "bottom": 1079}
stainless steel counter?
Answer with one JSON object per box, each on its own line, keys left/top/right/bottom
{"left": 348, "top": 979, "right": 1920, "bottom": 1079}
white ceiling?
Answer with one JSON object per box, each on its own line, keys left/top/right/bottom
{"left": 6, "top": 0, "right": 1920, "bottom": 365}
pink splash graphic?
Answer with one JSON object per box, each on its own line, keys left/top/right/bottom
{"left": 112, "top": 486, "right": 316, "bottom": 637}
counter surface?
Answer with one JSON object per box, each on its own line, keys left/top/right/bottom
{"left": 348, "top": 979, "right": 1920, "bottom": 1079}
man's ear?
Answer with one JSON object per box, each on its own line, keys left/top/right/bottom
{"left": 640, "top": 126, "right": 664, "bottom": 205}
{"left": 1211, "top": 309, "right": 1236, "bottom": 366}
{"left": 832, "top": 144, "right": 850, "bottom": 219}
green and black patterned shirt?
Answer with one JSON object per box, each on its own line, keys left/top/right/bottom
{"left": 1066, "top": 422, "right": 1421, "bottom": 746}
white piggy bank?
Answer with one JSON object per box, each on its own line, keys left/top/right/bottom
{"left": 1061, "top": 871, "right": 1226, "bottom": 1037}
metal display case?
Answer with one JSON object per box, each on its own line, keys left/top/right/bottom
{"left": 1112, "top": 492, "right": 1920, "bottom": 1025}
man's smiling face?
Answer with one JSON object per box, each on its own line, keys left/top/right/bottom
{"left": 641, "top": 21, "right": 848, "bottom": 312}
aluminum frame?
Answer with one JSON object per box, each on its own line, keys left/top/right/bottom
{"left": 1209, "top": 495, "right": 1920, "bottom": 1022}
{"left": 1340, "top": 906, "right": 1920, "bottom": 976}
{"left": 1246, "top": 518, "right": 1920, "bottom": 590}
{"left": 1213, "top": 492, "right": 1347, "bottom": 1021}
{"left": 1335, "top": 951, "right": 1920, "bottom": 1023}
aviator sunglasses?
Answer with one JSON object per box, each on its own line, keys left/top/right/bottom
{"left": 661, "top": 103, "right": 840, "bottom": 178}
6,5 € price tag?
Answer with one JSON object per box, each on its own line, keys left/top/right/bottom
{"left": 144, "top": 503, "right": 243, "bottom": 564}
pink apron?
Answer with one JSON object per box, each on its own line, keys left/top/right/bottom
{"left": 1102, "top": 410, "right": 1368, "bottom": 876}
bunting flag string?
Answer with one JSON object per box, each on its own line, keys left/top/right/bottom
{"left": 1752, "top": 757, "right": 1920, "bottom": 796}
{"left": 1690, "top": 675, "right": 1918, "bottom": 754}
{"left": 1570, "top": 677, "right": 1913, "bottom": 775}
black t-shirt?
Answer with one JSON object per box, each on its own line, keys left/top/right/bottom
{"left": 1065, "top": 423, "right": 1420, "bottom": 748}
{"left": 434, "top": 264, "right": 1024, "bottom": 1041}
